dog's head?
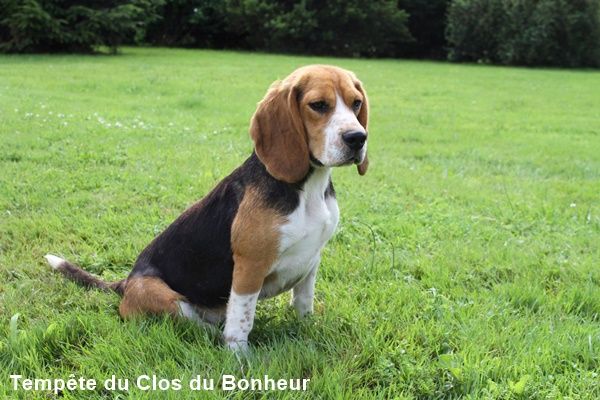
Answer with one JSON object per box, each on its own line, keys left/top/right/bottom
{"left": 250, "top": 65, "right": 369, "bottom": 183}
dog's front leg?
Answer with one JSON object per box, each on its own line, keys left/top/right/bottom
{"left": 226, "top": 191, "right": 280, "bottom": 351}
{"left": 291, "top": 256, "right": 320, "bottom": 317}
{"left": 223, "top": 289, "right": 259, "bottom": 352}
{"left": 223, "top": 254, "right": 269, "bottom": 352}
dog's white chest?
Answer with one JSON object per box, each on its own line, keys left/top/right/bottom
{"left": 260, "top": 170, "right": 339, "bottom": 298}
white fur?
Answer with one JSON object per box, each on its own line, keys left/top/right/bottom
{"left": 177, "top": 301, "right": 204, "bottom": 323}
{"left": 291, "top": 260, "right": 319, "bottom": 316}
{"left": 177, "top": 301, "right": 224, "bottom": 326}
{"left": 44, "top": 254, "right": 65, "bottom": 270}
{"left": 260, "top": 167, "right": 339, "bottom": 302}
{"left": 321, "top": 93, "right": 367, "bottom": 166}
{"left": 223, "top": 291, "right": 259, "bottom": 352}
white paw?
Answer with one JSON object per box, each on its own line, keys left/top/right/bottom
{"left": 226, "top": 339, "right": 249, "bottom": 353}
{"left": 293, "top": 301, "right": 313, "bottom": 317}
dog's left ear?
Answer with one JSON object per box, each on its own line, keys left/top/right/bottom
{"left": 354, "top": 78, "right": 369, "bottom": 176}
{"left": 250, "top": 80, "right": 309, "bottom": 183}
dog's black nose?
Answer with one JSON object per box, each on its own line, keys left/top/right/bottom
{"left": 342, "top": 131, "right": 367, "bottom": 151}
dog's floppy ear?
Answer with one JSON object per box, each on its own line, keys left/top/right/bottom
{"left": 250, "top": 80, "right": 309, "bottom": 183}
{"left": 354, "top": 78, "right": 369, "bottom": 176}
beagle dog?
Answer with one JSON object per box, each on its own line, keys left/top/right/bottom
{"left": 45, "top": 65, "right": 369, "bottom": 351}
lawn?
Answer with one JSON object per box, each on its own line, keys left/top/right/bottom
{"left": 0, "top": 47, "right": 599, "bottom": 399}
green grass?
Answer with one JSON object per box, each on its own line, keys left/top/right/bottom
{"left": 1, "top": 47, "right": 599, "bottom": 399}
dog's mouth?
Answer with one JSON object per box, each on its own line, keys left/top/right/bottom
{"left": 336, "top": 156, "right": 361, "bottom": 167}
{"left": 310, "top": 149, "right": 365, "bottom": 168}
{"left": 351, "top": 149, "right": 366, "bottom": 165}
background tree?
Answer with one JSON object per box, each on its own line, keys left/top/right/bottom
{"left": 2, "top": 0, "right": 599, "bottom": 67}
{"left": 398, "top": 0, "right": 449, "bottom": 59}
{"left": 145, "top": 0, "right": 412, "bottom": 57}
{"left": 446, "top": 0, "right": 600, "bottom": 67}
{"left": 0, "top": 0, "right": 162, "bottom": 53}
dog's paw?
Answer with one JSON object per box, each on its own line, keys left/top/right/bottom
{"left": 225, "top": 339, "right": 249, "bottom": 353}
{"left": 293, "top": 301, "right": 314, "bottom": 318}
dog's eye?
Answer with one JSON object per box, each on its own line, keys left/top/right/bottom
{"left": 309, "top": 101, "right": 329, "bottom": 113}
{"left": 352, "top": 100, "right": 362, "bottom": 111}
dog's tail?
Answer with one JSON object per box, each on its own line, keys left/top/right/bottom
{"left": 44, "top": 254, "right": 126, "bottom": 296}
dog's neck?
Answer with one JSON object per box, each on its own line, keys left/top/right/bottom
{"left": 301, "top": 165, "right": 331, "bottom": 198}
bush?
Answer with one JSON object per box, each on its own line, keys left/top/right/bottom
{"left": 0, "top": 0, "right": 162, "bottom": 53}
{"left": 268, "top": 0, "right": 412, "bottom": 57}
{"left": 144, "top": 0, "right": 229, "bottom": 47}
{"left": 446, "top": 0, "right": 600, "bottom": 67}
{"left": 398, "top": 0, "right": 449, "bottom": 58}
{"left": 146, "top": 0, "right": 413, "bottom": 57}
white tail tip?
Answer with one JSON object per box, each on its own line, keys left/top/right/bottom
{"left": 45, "top": 254, "right": 66, "bottom": 270}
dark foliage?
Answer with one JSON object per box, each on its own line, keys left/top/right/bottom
{"left": 398, "top": 0, "right": 449, "bottom": 59}
{"left": 2, "top": 0, "right": 599, "bottom": 67}
{"left": 446, "top": 0, "right": 600, "bottom": 67}
{"left": 146, "top": 0, "right": 413, "bottom": 57}
{"left": 0, "top": 0, "right": 162, "bottom": 53}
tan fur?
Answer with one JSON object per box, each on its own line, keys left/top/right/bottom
{"left": 250, "top": 79, "right": 309, "bottom": 183}
{"left": 230, "top": 187, "right": 283, "bottom": 294}
{"left": 295, "top": 67, "right": 338, "bottom": 161}
{"left": 119, "top": 276, "right": 184, "bottom": 318}
{"left": 353, "top": 75, "right": 369, "bottom": 175}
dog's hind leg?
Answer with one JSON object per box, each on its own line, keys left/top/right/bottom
{"left": 119, "top": 276, "right": 184, "bottom": 319}
{"left": 178, "top": 302, "right": 226, "bottom": 326}
{"left": 119, "top": 276, "right": 224, "bottom": 326}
